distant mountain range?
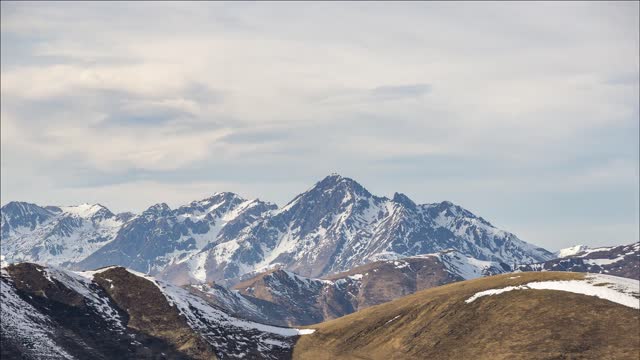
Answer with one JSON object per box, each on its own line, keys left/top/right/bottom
{"left": 3, "top": 174, "right": 637, "bottom": 360}
{"left": 0, "top": 174, "right": 553, "bottom": 285}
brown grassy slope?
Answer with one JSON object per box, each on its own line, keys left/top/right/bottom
{"left": 293, "top": 272, "right": 640, "bottom": 360}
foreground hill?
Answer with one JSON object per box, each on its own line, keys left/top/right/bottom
{"left": 1, "top": 263, "right": 312, "bottom": 360}
{"left": 293, "top": 272, "right": 640, "bottom": 360}
{"left": 516, "top": 242, "right": 639, "bottom": 280}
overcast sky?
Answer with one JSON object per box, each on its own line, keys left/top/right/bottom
{"left": 1, "top": 2, "right": 638, "bottom": 250}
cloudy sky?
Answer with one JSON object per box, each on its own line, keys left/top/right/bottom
{"left": 1, "top": 2, "right": 638, "bottom": 250}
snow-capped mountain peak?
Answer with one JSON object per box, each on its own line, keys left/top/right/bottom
{"left": 1, "top": 174, "right": 554, "bottom": 285}
{"left": 58, "top": 203, "right": 115, "bottom": 222}
{"left": 166, "top": 175, "right": 553, "bottom": 284}
{"left": 0, "top": 202, "right": 124, "bottom": 266}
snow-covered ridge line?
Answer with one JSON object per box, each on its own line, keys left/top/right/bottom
{"left": 465, "top": 274, "right": 640, "bottom": 309}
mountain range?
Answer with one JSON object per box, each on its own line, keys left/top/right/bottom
{"left": 0, "top": 174, "right": 553, "bottom": 285}
{"left": 2, "top": 174, "right": 638, "bottom": 359}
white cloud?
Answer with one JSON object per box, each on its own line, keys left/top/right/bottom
{"left": 1, "top": 1, "right": 638, "bottom": 247}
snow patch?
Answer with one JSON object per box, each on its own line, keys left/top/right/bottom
{"left": 465, "top": 274, "right": 640, "bottom": 309}
{"left": 59, "top": 203, "right": 106, "bottom": 218}
{"left": 556, "top": 245, "right": 590, "bottom": 258}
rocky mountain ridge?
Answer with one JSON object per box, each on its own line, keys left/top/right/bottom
{"left": 1, "top": 174, "right": 553, "bottom": 285}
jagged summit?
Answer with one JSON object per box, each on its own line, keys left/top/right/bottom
{"left": 392, "top": 192, "right": 417, "bottom": 209}
{"left": 142, "top": 202, "right": 172, "bottom": 216}
{"left": 280, "top": 174, "right": 373, "bottom": 213}
{"left": 195, "top": 192, "right": 246, "bottom": 204}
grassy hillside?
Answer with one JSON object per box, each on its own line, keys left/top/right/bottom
{"left": 293, "top": 272, "right": 639, "bottom": 360}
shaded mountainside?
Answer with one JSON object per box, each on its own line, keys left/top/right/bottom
{"left": 293, "top": 272, "right": 640, "bottom": 360}
{"left": 1, "top": 174, "right": 552, "bottom": 286}
{"left": 231, "top": 250, "right": 509, "bottom": 326}
{"left": 516, "top": 242, "right": 640, "bottom": 280}
{"left": 1, "top": 263, "right": 313, "bottom": 360}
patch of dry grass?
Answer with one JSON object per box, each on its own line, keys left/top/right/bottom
{"left": 294, "top": 272, "right": 639, "bottom": 360}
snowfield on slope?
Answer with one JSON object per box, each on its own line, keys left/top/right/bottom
{"left": 465, "top": 274, "right": 640, "bottom": 309}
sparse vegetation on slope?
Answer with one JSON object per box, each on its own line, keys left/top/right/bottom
{"left": 293, "top": 272, "right": 640, "bottom": 360}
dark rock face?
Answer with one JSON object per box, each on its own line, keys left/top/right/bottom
{"left": 516, "top": 242, "right": 639, "bottom": 280}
